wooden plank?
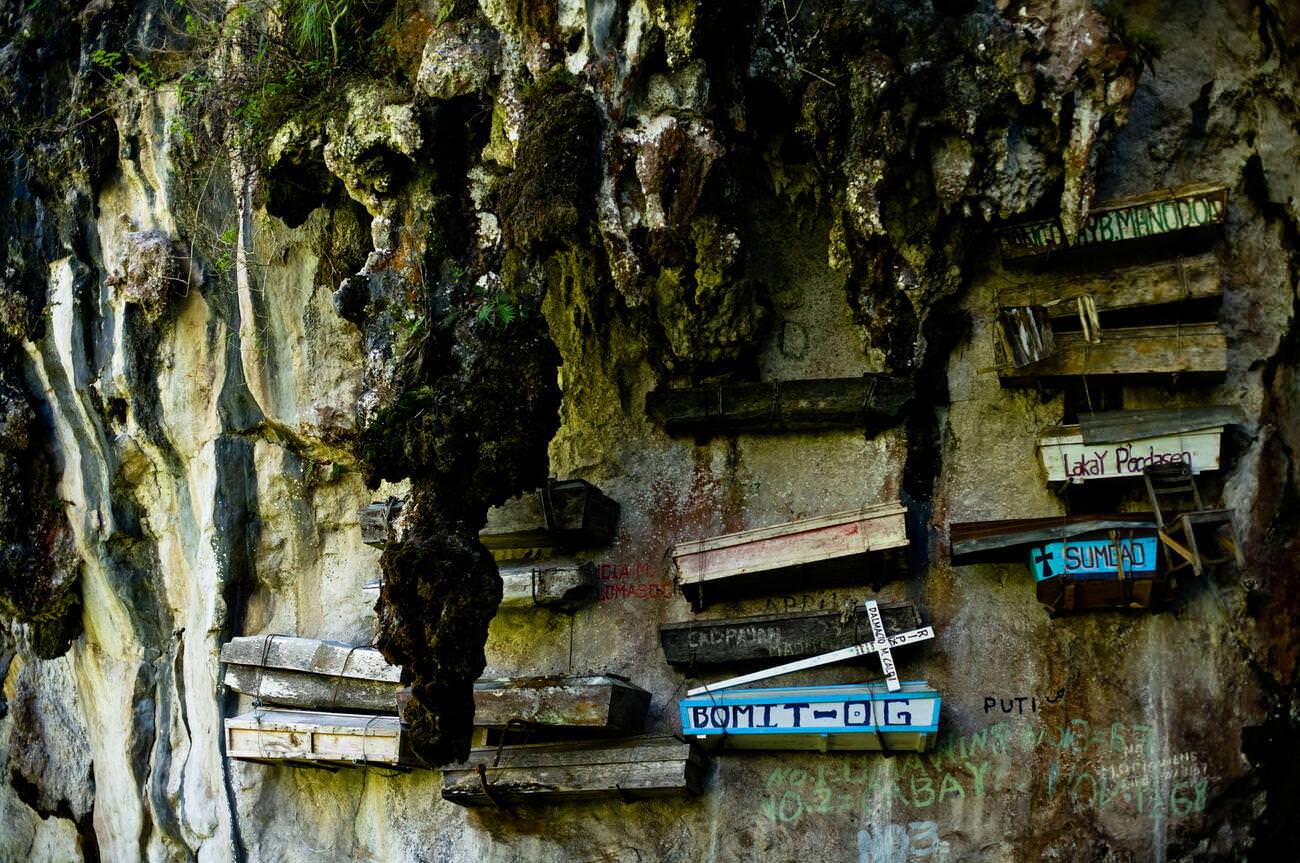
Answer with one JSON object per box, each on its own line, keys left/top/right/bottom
{"left": 480, "top": 480, "right": 620, "bottom": 550}
{"left": 679, "top": 681, "right": 939, "bottom": 753}
{"left": 225, "top": 709, "right": 415, "bottom": 766}
{"left": 472, "top": 676, "right": 650, "bottom": 731}
{"left": 645, "top": 376, "right": 913, "bottom": 435}
{"left": 997, "top": 254, "right": 1222, "bottom": 314}
{"left": 358, "top": 498, "right": 407, "bottom": 547}
{"left": 999, "top": 182, "right": 1229, "bottom": 260}
{"left": 998, "top": 323, "right": 1227, "bottom": 379}
{"left": 671, "top": 503, "right": 907, "bottom": 590}
{"left": 658, "top": 601, "right": 923, "bottom": 667}
{"left": 1076, "top": 404, "right": 1244, "bottom": 443}
{"left": 498, "top": 559, "right": 597, "bottom": 610}
{"left": 950, "top": 514, "right": 1157, "bottom": 565}
{"left": 1037, "top": 572, "right": 1172, "bottom": 612}
{"left": 220, "top": 636, "right": 400, "bottom": 683}
{"left": 1038, "top": 426, "right": 1224, "bottom": 483}
{"left": 440, "top": 736, "right": 705, "bottom": 806}
{"left": 222, "top": 665, "right": 401, "bottom": 713}
{"left": 997, "top": 306, "right": 1056, "bottom": 367}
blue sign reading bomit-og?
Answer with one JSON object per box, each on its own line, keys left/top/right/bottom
{"left": 679, "top": 681, "right": 940, "bottom": 752}
{"left": 1028, "top": 533, "right": 1159, "bottom": 582}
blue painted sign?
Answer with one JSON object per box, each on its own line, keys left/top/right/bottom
{"left": 1029, "top": 534, "right": 1159, "bottom": 582}
{"left": 680, "top": 681, "right": 940, "bottom": 740}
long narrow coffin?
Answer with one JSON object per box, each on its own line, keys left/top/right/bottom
{"left": 996, "top": 254, "right": 1222, "bottom": 315}
{"left": 473, "top": 676, "right": 650, "bottom": 732}
{"left": 950, "top": 514, "right": 1157, "bottom": 566}
{"left": 659, "top": 602, "right": 924, "bottom": 667}
{"left": 498, "top": 559, "right": 597, "bottom": 610}
{"left": 1038, "top": 405, "right": 1242, "bottom": 483}
{"left": 221, "top": 636, "right": 401, "bottom": 712}
{"left": 672, "top": 503, "right": 908, "bottom": 607}
{"left": 998, "top": 182, "right": 1228, "bottom": 261}
{"left": 680, "top": 681, "right": 940, "bottom": 752}
{"left": 225, "top": 709, "right": 415, "bottom": 766}
{"left": 480, "top": 479, "right": 620, "bottom": 550}
{"left": 440, "top": 736, "right": 706, "bottom": 806}
{"left": 998, "top": 323, "right": 1227, "bottom": 380}
{"left": 646, "top": 376, "right": 913, "bottom": 435}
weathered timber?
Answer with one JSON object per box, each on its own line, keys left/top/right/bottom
{"left": 223, "top": 665, "right": 401, "bottom": 712}
{"left": 997, "top": 306, "right": 1056, "bottom": 367}
{"left": 950, "top": 514, "right": 1158, "bottom": 565}
{"left": 1077, "top": 404, "right": 1245, "bottom": 444}
{"left": 998, "top": 323, "right": 1227, "bottom": 379}
{"left": 440, "top": 736, "right": 706, "bottom": 806}
{"left": 498, "top": 559, "right": 597, "bottom": 610}
{"left": 472, "top": 676, "right": 650, "bottom": 731}
{"left": 658, "top": 601, "right": 923, "bottom": 667}
{"left": 221, "top": 636, "right": 400, "bottom": 682}
{"left": 1038, "top": 424, "right": 1226, "bottom": 483}
{"left": 998, "top": 254, "right": 1222, "bottom": 315}
{"left": 221, "top": 635, "right": 402, "bottom": 712}
{"left": 672, "top": 503, "right": 908, "bottom": 608}
{"left": 680, "top": 681, "right": 940, "bottom": 752}
{"left": 358, "top": 498, "right": 408, "bottom": 547}
{"left": 480, "top": 479, "right": 620, "bottom": 550}
{"left": 225, "top": 709, "right": 416, "bottom": 767}
{"left": 645, "top": 376, "right": 913, "bottom": 435}
{"left": 999, "top": 182, "right": 1229, "bottom": 260}
{"left": 1037, "top": 571, "right": 1173, "bottom": 612}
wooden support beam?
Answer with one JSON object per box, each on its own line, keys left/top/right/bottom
{"left": 440, "top": 736, "right": 706, "bottom": 806}
{"left": 645, "top": 376, "right": 912, "bottom": 436}
{"left": 997, "top": 254, "right": 1222, "bottom": 314}
{"left": 472, "top": 676, "right": 650, "bottom": 731}
{"left": 658, "top": 601, "right": 923, "bottom": 667}
{"left": 998, "top": 323, "right": 1227, "bottom": 380}
{"left": 481, "top": 480, "right": 620, "bottom": 550}
{"left": 998, "top": 182, "right": 1228, "bottom": 260}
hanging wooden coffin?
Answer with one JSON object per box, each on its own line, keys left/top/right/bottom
{"left": 998, "top": 322, "right": 1227, "bottom": 380}
{"left": 1028, "top": 532, "right": 1160, "bottom": 581}
{"left": 996, "top": 254, "right": 1222, "bottom": 317}
{"left": 225, "top": 709, "right": 415, "bottom": 767}
{"left": 480, "top": 479, "right": 620, "bottom": 550}
{"left": 440, "top": 736, "right": 707, "bottom": 806}
{"left": 679, "top": 681, "right": 940, "bottom": 752}
{"left": 998, "top": 182, "right": 1228, "bottom": 261}
{"left": 672, "top": 503, "right": 908, "bottom": 609}
{"left": 498, "top": 559, "right": 597, "bottom": 610}
{"left": 221, "top": 636, "right": 402, "bottom": 713}
{"left": 658, "top": 602, "right": 923, "bottom": 668}
{"left": 472, "top": 676, "right": 650, "bottom": 732}
{"left": 645, "top": 376, "right": 913, "bottom": 435}
{"left": 358, "top": 498, "right": 408, "bottom": 547}
{"left": 950, "top": 514, "right": 1158, "bottom": 565}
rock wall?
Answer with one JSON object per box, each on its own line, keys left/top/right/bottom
{"left": 0, "top": 0, "right": 1296, "bottom": 861}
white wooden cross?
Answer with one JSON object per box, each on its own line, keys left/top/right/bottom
{"left": 686, "top": 600, "right": 934, "bottom": 696}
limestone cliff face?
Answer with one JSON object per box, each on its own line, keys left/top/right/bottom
{"left": 0, "top": 0, "right": 1297, "bottom": 861}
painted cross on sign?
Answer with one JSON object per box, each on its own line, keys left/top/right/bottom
{"left": 686, "top": 600, "right": 934, "bottom": 696}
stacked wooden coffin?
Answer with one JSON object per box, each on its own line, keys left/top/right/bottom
{"left": 220, "top": 634, "right": 694, "bottom": 799}
{"left": 954, "top": 183, "right": 1244, "bottom": 613}
{"left": 358, "top": 478, "right": 619, "bottom": 610}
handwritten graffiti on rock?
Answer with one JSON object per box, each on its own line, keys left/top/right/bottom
{"left": 983, "top": 688, "right": 1066, "bottom": 716}
{"left": 858, "top": 821, "right": 950, "bottom": 863}
{"left": 759, "top": 717, "right": 1214, "bottom": 828}
{"left": 597, "top": 561, "right": 674, "bottom": 600}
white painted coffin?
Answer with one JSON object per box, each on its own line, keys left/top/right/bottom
{"left": 225, "top": 709, "right": 415, "bottom": 766}
{"left": 671, "top": 502, "right": 908, "bottom": 589}
{"left": 1038, "top": 426, "right": 1223, "bottom": 483}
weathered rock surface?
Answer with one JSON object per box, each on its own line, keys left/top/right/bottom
{"left": 0, "top": 0, "right": 1295, "bottom": 861}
